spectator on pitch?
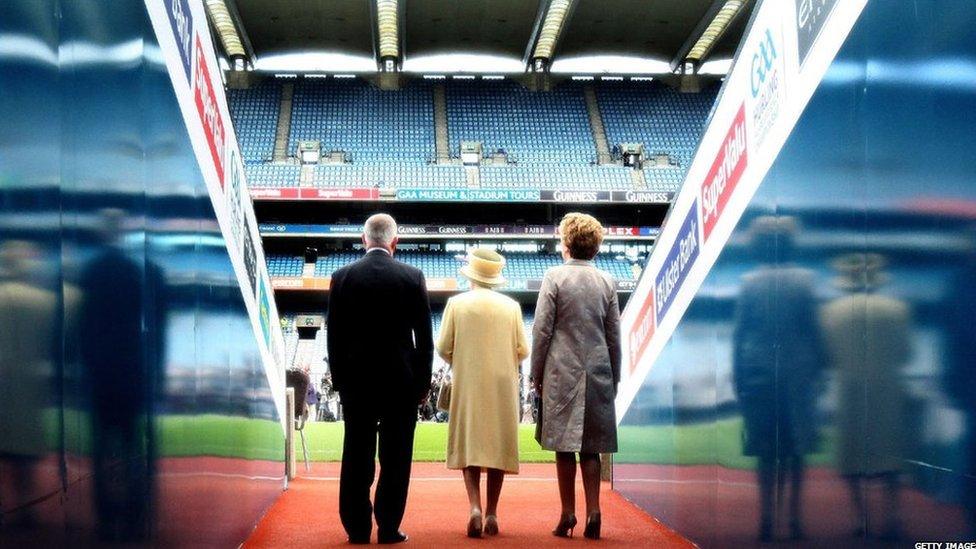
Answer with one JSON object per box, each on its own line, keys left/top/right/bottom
{"left": 532, "top": 213, "right": 622, "bottom": 541}
{"left": 437, "top": 248, "right": 528, "bottom": 538}
{"left": 327, "top": 213, "right": 433, "bottom": 545}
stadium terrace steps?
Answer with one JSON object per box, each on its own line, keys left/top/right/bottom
{"left": 444, "top": 80, "right": 597, "bottom": 165}
{"left": 273, "top": 82, "right": 294, "bottom": 162}
{"left": 231, "top": 77, "right": 718, "bottom": 194}
{"left": 584, "top": 84, "right": 613, "bottom": 165}
{"left": 433, "top": 83, "right": 451, "bottom": 164}
{"left": 227, "top": 80, "right": 282, "bottom": 163}
{"left": 289, "top": 79, "right": 435, "bottom": 164}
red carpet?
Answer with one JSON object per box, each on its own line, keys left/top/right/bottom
{"left": 245, "top": 463, "right": 692, "bottom": 548}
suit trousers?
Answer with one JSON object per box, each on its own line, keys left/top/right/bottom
{"left": 339, "top": 393, "right": 417, "bottom": 539}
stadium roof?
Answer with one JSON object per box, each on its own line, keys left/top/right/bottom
{"left": 221, "top": 0, "right": 753, "bottom": 74}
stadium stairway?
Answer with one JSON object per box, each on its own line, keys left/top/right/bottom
{"left": 583, "top": 84, "right": 613, "bottom": 165}
{"left": 433, "top": 83, "right": 451, "bottom": 164}
{"left": 274, "top": 82, "right": 294, "bottom": 162}
{"left": 243, "top": 463, "right": 692, "bottom": 548}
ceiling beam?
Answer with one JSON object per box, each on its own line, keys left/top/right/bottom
{"left": 670, "top": 0, "right": 749, "bottom": 73}
{"left": 523, "top": 0, "right": 579, "bottom": 71}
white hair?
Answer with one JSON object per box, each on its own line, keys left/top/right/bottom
{"left": 364, "top": 213, "right": 398, "bottom": 247}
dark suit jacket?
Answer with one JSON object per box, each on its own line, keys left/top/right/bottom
{"left": 327, "top": 249, "right": 433, "bottom": 402}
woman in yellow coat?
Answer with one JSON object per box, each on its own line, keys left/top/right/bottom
{"left": 437, "top": 248, "right": 529, "bottom": 538}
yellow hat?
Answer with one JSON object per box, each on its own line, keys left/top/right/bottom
{"left": 459, "top": 248, "right": 507, "bottom": 287}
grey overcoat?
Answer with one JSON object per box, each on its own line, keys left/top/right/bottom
{"left": 531, "top": 259, "right": 622, "bottom": 453}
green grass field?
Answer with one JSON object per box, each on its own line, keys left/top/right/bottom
{"left": 301, "top": 422, "right": 555, "bottom": 463}
{"left": 49, "top": 412, "right": 834, "bottom": 468}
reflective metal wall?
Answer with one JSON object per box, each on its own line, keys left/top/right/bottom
{"left": 0, "top": 0, "right": 285, "bottom": 546}
{"left": 614, "top": 0, "right": 976, "bottom": 546}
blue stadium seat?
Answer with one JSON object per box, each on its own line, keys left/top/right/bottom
{"left": 597, "top": 80, "right": 719, "bottom": 190}
{"left": 289, "top": 78, "right": 435, "bottom": 164}
{"left": 228, "top": 81, "right": 281, "bottom": 164}
{"left": 245, "top": 164, "right": 300, "bottom": 188}
{"left": 266, "top": 254, "right": 304, "bottom": 277}
{"left": 445, "top": 80, "right": 596, "bottom": 164}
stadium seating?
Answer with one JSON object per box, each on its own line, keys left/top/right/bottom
{"left": 228, "top": 81, "right": 281, "bottom": 163}
{"left": 480, "top": 164, "right": 632, "bottom": 190}
{"left": 313, "top": 163, "right": 465, "bottom": 188}
{"left": 310, "top": 250, "right": 637, "bottom": 283}
{"left": 228, "top": 77, "right": 720, "bottom": 193}
{"left": 281, "top": 310, "right": 537, "bottom": 374}
{"left": 597, "top": 80, "right": 719, "bottom": 172}
{"left": 289, "top": 78, "right": 435, "bottom": 163}
{"left": 245, "top": 163, "right": 301, "bottom": 188}
{"left": 266, "top": 254, "right": 304, "bottom": 277}
{"left": 445, "top": 80, "right": 596, "bottom": 164}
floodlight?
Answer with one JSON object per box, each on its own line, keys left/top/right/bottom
{"left": 686, "top": 0, "right": 747, "bottom": 63}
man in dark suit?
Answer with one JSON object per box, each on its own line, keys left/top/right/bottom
{"left": 327, "top": 213, "right": 433, "bottom": 544}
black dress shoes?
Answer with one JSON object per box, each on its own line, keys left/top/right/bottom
{"left": 377, "top": 530, "right": 409, "bottom": 544}
{"left": 348, "top": 535, "right": 370, "bottom": 544}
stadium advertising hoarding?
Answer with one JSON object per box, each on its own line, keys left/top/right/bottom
{"left": 272, "top": 276, "right": 633, "bottom": 294}
{"left": 146, "top": 0, "right": 288, "bottom": 427}
{"left": 616, "top": 0, "right": 868, "bottom": 422}
{"left": 258, "top": 223, "right": 659, "bottom": 239}
{"left": 249, "top": 187, "right": 674, "bottom": 204}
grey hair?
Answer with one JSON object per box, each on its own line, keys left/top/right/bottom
{"left": 364, "top": 213, "right": 398, "bottom": 247}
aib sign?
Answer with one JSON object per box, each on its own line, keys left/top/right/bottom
{"left": 795, "top": 0, "right": 839, "bottom": 66}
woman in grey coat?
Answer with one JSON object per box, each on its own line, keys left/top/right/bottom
{"left": 531, "top": 212, "right": 622, "bottom": 540}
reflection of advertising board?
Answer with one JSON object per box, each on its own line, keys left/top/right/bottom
{"left": 192, "top": 35, "right": 225, "bottom": 187}
{"left": 795, "top": 0, "right": 839, "bottom": 66}
{"left": 700, "top": 105, "right": 748, "bottom": 242}
{"left": 654, "top": 203, "right": 700, "bottom": 324}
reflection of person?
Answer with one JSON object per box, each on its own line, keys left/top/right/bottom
{"left": 326, "top": 214, "right": 433, "bottom": 545}
{"left": 944, "top": 232, "right": 976, "bottom": 537}
{"left": 732, "top": 216, "right": 824, "bottom": 542}
{"left": 437, "top": 248, "right": 529, "bottom": 538}
{"left": 532, "top": 213, "right": 621, "bottom": 540}
{"left": 79, "top": 209, "right": 166, "bottom": 542}
{"left": 821, "top": 253, "right": 909, "bottom": 540}
{"left": 0, "top": 241, "right": 56, "bottom": 529}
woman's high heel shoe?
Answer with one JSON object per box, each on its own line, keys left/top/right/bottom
{"left": 483, "top": 515, "right": 499, "bottom": 536}
{"left": 552, "top": 514, "right": 577, "bottom": 538}
{"left": 584, "top": 513, "right": 601, "bottom": 540}
{"left": 467, "top": 512, "right": 483, "bottom": 538}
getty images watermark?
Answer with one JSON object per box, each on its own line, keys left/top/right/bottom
{"left": 915, "top": 543, "right": 976, "bottom": 549}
